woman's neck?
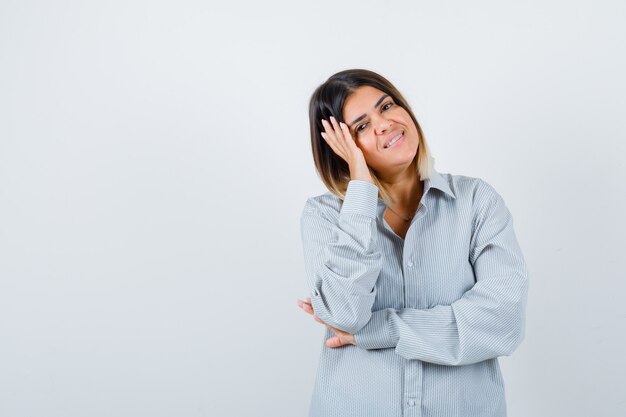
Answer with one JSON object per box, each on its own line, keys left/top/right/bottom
{"left": 380, "top": 167, "right": 423, "bottom": 208}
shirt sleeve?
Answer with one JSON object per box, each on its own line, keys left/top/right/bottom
{"left": 300, "top": 180, "right": 383, "bottom": 334}
{"left": 353, "top": 183, "right": 529, "bottom": 366}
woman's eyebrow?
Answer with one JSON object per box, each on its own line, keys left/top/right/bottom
{"left": 349, "top": 94, "right": 390, "bottom": 128}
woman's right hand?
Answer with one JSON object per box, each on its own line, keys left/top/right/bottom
{"left": 321, "top": 116, "right": 373, "bottom": 184}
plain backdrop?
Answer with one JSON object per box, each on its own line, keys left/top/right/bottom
{"left": 1, "top": 1, "right": 625, "bottom": 416}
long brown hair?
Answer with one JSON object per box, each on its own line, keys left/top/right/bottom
{"left": 308, "top": 69, "right": 434, "bottom": 204}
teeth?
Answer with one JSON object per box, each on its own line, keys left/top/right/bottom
{"left": 385, "top": 134, "right": 402, "bottom": 148}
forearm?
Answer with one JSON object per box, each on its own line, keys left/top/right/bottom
{"left": 354, "top": 271, "right": 528, "bottom": 365}
{"left": 301, "top": 180, "right": 383, "bottom": 333}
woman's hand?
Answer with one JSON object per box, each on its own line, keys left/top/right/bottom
{"left": 321, "top": 116, "right": 373, "bottom": 184}
{"left": 297, "top": 297, "right": 356, "bottom": 348}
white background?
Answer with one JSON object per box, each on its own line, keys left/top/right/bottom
{"left": 1, "top": 1, "right": 625, "bottom": 416}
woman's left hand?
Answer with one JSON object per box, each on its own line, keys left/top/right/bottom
{"left": 297, "top": 297, "right": 356, "bottom": 348}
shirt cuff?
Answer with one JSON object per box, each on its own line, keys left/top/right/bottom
{"left": 354, "top": 309, "right": 400, "bottom": 350}
{"left": 340, "top": 180, "right": 379, "bottom": 219}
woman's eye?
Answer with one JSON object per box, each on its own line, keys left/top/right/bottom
{"left": 382, "top": 102, "right": 393, "bottom": 111}
{"left": 356, "top": 123, "right": 367, "bottom": 133}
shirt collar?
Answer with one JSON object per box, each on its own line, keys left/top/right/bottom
{"left": 376, "top": 167, "right": 456, "bottom": 215}
{"left": 423, "top": 168, "right": 456, "bottom": 200}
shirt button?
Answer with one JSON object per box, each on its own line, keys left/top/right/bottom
{"left": 407, "top": 260, "right": 414, "bottom": 267}
{"left": 407, "top": 399, "right": 416, "bottom": 407}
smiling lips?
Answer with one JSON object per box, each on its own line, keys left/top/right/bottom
{"left": 384, "top": 131, "right": 404, "bottom": 149}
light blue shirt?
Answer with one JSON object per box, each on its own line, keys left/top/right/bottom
{"left": 300, "top": 169, "right": 529, "bottom": 417}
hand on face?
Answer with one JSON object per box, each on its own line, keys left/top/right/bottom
{"left": 320, "top": 116, "right": 374, "bottom": 184}
{"left": 297, "top": 297, "right": 356, "bottom": 348}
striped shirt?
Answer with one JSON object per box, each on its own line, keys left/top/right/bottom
{"left": 300, "top": 168, "right": 529, "bottom": 417}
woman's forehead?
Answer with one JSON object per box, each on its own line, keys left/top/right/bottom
{"left": 343, "top": 86, "right": 388, "bottom": 118}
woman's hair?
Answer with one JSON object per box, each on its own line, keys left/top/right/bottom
{"left": 308, "top": 69, "right": 434, "bottom": 204}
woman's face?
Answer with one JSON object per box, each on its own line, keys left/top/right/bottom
{"left": 341, "top": 85, "right": 419, "bottom": 177}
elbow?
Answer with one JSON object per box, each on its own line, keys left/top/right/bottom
{"left": 496, "top": 310, "right": 526, "bottom": 358}
{"left": 453, "top": 327, "right": 525, "bottom": 366}
{"left": 310, "top": 287, "right": 375, "bottom": 335}
{"left": 509, "top": 281, "right": 528, "bottom": 353}
{"left": 503, "top": 321, "right": 526, "bottom": 356}
{"left": 500, "top": 273, "right": 528, "bottom": 356}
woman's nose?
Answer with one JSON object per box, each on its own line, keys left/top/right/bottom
{"left": 374, "top": 116, "right": 392, "bottom": 134}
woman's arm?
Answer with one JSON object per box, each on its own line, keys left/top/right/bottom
{"left": 353, "top": 184, "right": 529, "bottom": 366}
{"left": 300, "top": 179, "right": 382, "bottom": 334}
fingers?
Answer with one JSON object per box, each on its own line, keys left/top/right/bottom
{"left": 320, "top": 120, "right": 346, "bottom": 160}
{"left": 324, "top": 116, "right": 350, "bottom": 144}
{"left": 339, "top": 122, "right": 357, "bottom": 151}
{"left": 326, "top": 336, "right": 346, "bottom": 348}
{"left": 329, "top": 116, "right": 342, "bottom": 137}
{"left": 297, "top": 299, "right": 315, "bottom": 315}
{"left": 297, "top": 297, "right": 355, "bottom": 349}
{"left": 326, "top": 329, "right": 356, "bottom": 348}
{"left": 320, "top": 116, "right": 351, "bottom": 161}
{"left": 320, "top": 132, "right": 347, "bottom": 161}
{"left": 314, "top": 316, "right": 328, "bottom": 326}
{"left": 296, "top": 298, "right": 332, "bottom": 330}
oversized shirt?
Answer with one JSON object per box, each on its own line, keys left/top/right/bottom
{"left": 300, "top": 169, "right": 529, "bottom": 417}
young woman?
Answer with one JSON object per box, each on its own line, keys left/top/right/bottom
{"left": 297, "top": 69, "right": 529, "bottom": 417}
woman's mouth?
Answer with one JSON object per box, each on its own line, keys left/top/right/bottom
{"left": 384, "top": 133, "right": 404, "bottom": 149}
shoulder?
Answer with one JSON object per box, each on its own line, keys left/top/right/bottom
{"left": 441, "top": 173, "right": 512, "bottom": 236}
{"left": 439, "top": 171, "right": 503, "bottom": 206}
